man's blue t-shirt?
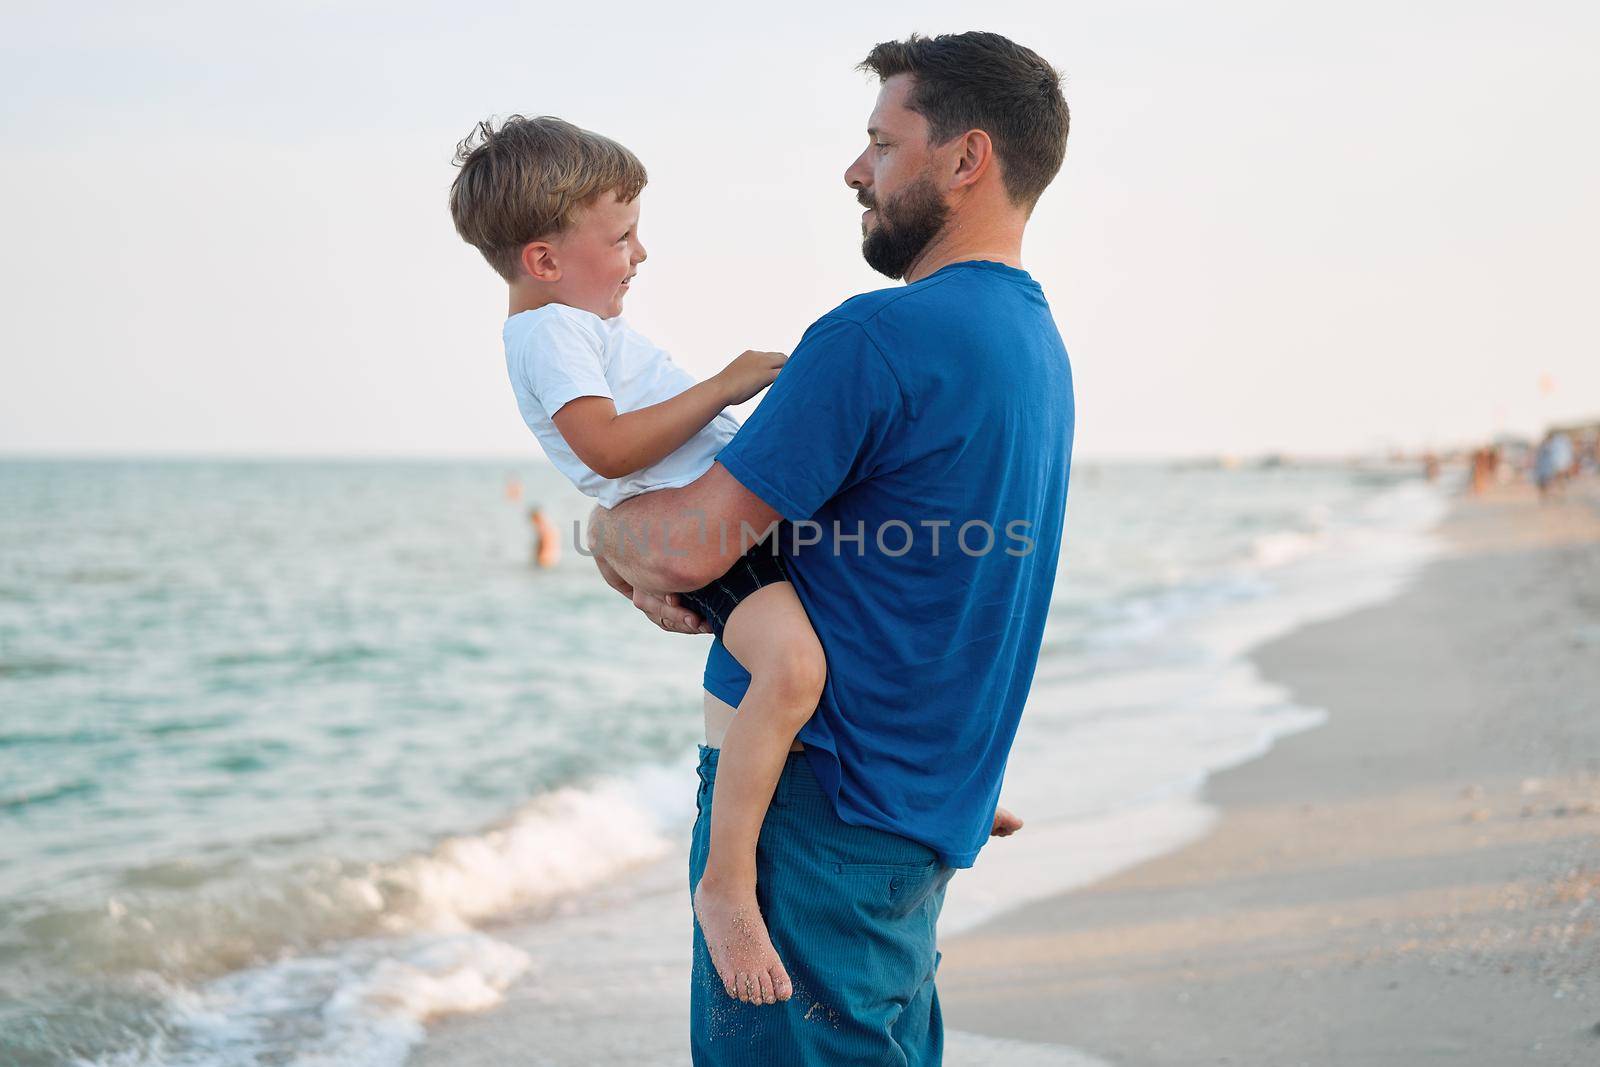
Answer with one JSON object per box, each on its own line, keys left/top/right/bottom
{"left": 705, "top": 259, "right": 1074, "bottom": 869}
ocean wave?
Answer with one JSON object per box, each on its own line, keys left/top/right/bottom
{"left": 22, "top": 767, "right": 681, "bottom": 973}
{"left": 0, "top": 656, "right": 79, "bottom": 679}
{"left": 1, "top": 776, "right": 99, "bottom": 813}
{"left": 7, "top": 760, "right": 694, "bottom": 1067}
{"left": 71, "top": 932, "right": 532, "bottom": 1067}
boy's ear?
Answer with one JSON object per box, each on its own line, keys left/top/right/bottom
{"left": 519, "top": 241, "right": 560, "bottom": 282}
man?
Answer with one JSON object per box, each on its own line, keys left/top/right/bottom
{"left": 588, "top": 30, "right": 1074, "bottom": 1065}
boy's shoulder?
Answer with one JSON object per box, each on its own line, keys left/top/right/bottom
{"left": 504, "top": 302, "right": 613, "bottom": 352}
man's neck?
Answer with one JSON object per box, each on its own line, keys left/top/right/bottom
{"left": 901, "top": 219, "right": 1025, "bottom": 284}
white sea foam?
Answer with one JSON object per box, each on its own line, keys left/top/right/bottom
{"left": 369, "top": 758, "right": 691, "bottom": 933}
{"left": 76, "top": 755, "right": 701, "bottom": 1067}
{"left": 80, "top": 932, "right": 531, "bottom": 1067}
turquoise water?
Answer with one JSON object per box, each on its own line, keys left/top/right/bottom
{"left": 0, "top": 458, "right": 1436, "bottom": 1065}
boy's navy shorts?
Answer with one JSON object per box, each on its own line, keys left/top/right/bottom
{"left": 676, "top": 531, "right": 788, "bottom": 639}
{"left": 690, "top": 744, "right": 955, "bottom": 1066}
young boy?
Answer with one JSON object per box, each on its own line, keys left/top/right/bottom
{"left": 449, "top": 115, "right": 820, "bottom": 1006}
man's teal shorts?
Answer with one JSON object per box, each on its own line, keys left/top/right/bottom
{"left": 690, "top": 744, "right": 956, "bottom": 1065}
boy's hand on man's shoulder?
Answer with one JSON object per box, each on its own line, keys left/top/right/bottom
{"left": 715, "top": 350, "right": 787, "bottom": 405}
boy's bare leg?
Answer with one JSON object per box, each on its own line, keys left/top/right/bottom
{"left": 693, "top": 580, "right": 825, "bottom": 1006}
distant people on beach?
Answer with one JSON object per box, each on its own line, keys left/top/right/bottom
{"left": 1470, "top": 446, "right": 1498, "bottom": 495}
{"left": 1533, "top": 431, "right": 1575, "bottom": 501}
{"left": 1459, "top": 427, "right": 1600, "bottom": 499}
{"left": 527, "top": 505, "right": 559, "bottom": 568}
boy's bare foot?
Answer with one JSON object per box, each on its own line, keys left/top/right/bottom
{"left": 693, "top": 875, "right": 793, "bottom": 1004}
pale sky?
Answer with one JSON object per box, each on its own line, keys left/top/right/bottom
{"left": 2, "top": 0, "right": 1596, "bottom": 460}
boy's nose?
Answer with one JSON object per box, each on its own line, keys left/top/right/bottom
{"left": 633, "top": 243, "right": 648, "bottom": 264}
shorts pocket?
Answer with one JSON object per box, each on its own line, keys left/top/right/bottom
{"left": 834, "top": 859, "right": 940, "bottom": 876}
{"left": 836, "top": 858, "right": 943, "bottom": 919}
{"left": 825, "top": 820, "right": 939, "bottom": 871}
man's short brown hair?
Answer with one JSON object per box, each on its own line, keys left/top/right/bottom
{"left": 859, "top": 32, "right": 1069, "bottom": 212}
{"left": 449, "top": 115, "right": 647, "bottom": 281}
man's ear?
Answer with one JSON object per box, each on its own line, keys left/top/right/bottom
{"left": 949, "top": 129, "right": 995, "bottom": 192}
{"left": 519, "top": 240, "right": 561, "bottom": 282}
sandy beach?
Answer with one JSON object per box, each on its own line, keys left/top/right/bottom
{"left": 939, "top": 480, "right": 1600, "bottom": 1065}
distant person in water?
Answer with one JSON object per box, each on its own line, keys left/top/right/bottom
{"left": 527, "top": 505, "right": 560, "bottom": 568}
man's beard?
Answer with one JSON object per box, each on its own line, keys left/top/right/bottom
{"left": 860, "top": 177, "right": 949, "bottom": 280}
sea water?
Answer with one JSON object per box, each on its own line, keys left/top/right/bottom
{"left": 0, "top": 458, "right": 1447, "bottom": 1065}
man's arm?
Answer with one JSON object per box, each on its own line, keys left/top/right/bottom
{"left": 589, "top": 314, "right": 897, "bottom": 631}
{"left": 587, "top": 461, "right": 783, "bottom": 593}
{"left": 590, "top": 546, "right": 634, "bottom": 599}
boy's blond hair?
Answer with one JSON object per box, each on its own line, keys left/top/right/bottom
{"left": 449, "top": 115, "right": 648, "bottom": 282}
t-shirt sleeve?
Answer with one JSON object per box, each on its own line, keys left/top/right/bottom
{"left": 518, "top": 310, "right": 612, "bottom": 417}
{"left": 715, "top": 316, "right": 904, "bottom": 521}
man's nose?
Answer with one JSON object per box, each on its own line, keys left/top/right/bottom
{"left": 844, "top": 148, "right": 871, "bottom": 191}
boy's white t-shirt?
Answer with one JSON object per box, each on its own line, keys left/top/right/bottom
{"left": 504, "top": 303, "right": 741, "bottom": 508}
